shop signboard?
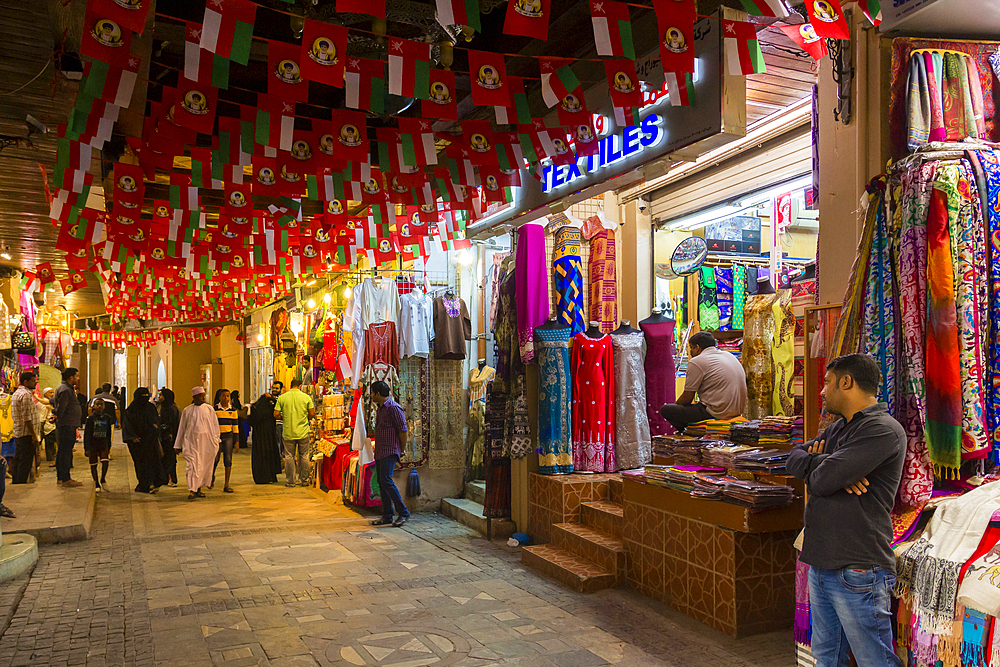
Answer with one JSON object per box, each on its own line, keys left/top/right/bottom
{"left": 468, "top": 9, "right": 747, "bottom": 238}
{"left": 880, "top": 0, "right": 943, "bottom": 32}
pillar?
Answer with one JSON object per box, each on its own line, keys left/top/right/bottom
{"left": 618, "top": 195, "right": 653, "bottom": 323}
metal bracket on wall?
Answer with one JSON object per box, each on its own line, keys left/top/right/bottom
{"left": 829, "top": 8, "right": 855, "bottom": 126}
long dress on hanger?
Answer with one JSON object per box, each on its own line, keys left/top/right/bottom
{"left": 466, "top": 365, "right": 495, "bottom": 481}
{"left": 536, "top": 326, "right": 573, "bottom": 474}
{"left": 515, "top": 224, "right": 550, "bottom": 363}
{"left": 612, "top": 331, "right": 651, "bottom": 470}
{"left": 571, "top": 333, "right": 616, "bottom": 472}
{"left": 588, "top": 229, "right": 618, "bottom": 334}
{"left": 641, "top": 320, "right": 676, "bottom": 436}
{"left": 743, "top": 293, "right": 778, "bottom": 419}
{"left": 553, "top": 226, "right": 585, "bottom": 336}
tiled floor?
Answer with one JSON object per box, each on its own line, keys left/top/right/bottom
{"left": 0, "top": 435, "right": 796, "bottom": 666}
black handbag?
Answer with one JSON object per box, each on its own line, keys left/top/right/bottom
{"left": 12, "top": 329, "right": 35, "bottom": 354}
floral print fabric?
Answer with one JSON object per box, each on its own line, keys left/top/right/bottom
{"left": 536, "top": 326, "right": 573, "bottom": 474}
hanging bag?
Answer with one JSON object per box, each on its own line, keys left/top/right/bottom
{"left": 11, "top": 317, "right": 35, "bottom": 354}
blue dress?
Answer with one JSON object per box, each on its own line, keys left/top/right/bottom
{"left": 536, "top": 325, "right": 573, "bottom": 474}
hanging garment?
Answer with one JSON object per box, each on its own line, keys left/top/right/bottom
{"left": 611, "top": 331, "right": 651, "bottom": 470}
{"left": 698, "top": 267, "right": 720, "bottom": 330}
{"left": 641, "top": 319, "right": 676, "bottom": 436}
{"left": 976, "top": 151, "right": 1000, "bottom": 464}
{"left": 494, "top": 269, "right": 519, "bottom": 395}
{"left": 925, "top": 52, "right": 947, "bottom": 143}
{"left": 432, "top": 295, "right": 471, "bottom": 360}
{"left": 860, "top": 189, "right": 898, "bottom": 416}
{"left": 937, "top": 163, "right": 988, "bottom": 460}
{"left": 732, "top": 265, "right": 747, "bottom": 330}
{"left": 514, "top": 224, "right": 550, "bottom": 363}
{"left": 925, "top": 183, "right": 963, "bottom": 476}
{"left": 536, "top": 326, "right": 573, "bottom": 475}
{"left": 571, "top": 333, "right": 616, "bottom": 472}
{"left": 484, "top": 384, "right": 511, "bottom": 519}
{"left": 508, "top": 374, "right": 532, "bottom": 459}
{"left": 771, "top": 289, "right": 795, "bottom": 417}
{"left": 897, "top": 163, "right": 935, "bottom": 507}
{"left": 588, "top": 229, "right": 618, "bottom": 334}
{"left": 398, "top": 289, "right": 433, "bottom": 359}
{"left": 906, "top": 53, "right": 932, "bottom": 150}
{"left": 715, "top": 268, "right": 734, "bottom": 331}
{"left": 553, "top": 226, "right": 585, "bottom": 336}
{"left": 742, "top": 293, "right": 778, "bottom": 419}
{"left": 466, "top": 365, "right": 495, "bottom": 481}
{"left": 489, "top": 252, "right": 510, "bottom": 333}
{"left": 362, "top": 321, "right": 399, "bottom": 369}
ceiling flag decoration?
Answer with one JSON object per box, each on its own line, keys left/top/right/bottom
{"left": 388, "top": 38, "right": 431, "bottom": 99}
{"left": 590, "top": 0, "right": 635, "bottom": 59}
{"left": 422, "top": 69, "right": 459, "bottom": 120}
{"left": 344, "top": 57, "right": 386, "bottom": 113}
{"left": 539, "top": 57, "right": 580, "bottom": 108}
{"left": 461, "top": 120, "right": 499, "bottom": 167}
{"left": 805, "top": 0, "right": 850, "bottom": 39}
{"left": 166, "top": 82, "right": 218, "bottom": 135}
{"left": 337, "top": 0, "right": 386, "bottom": 19}
{"left": 503, "top": 0, "right": 550, "bottom": 40}
{"left": 36, "top": 263, "right": 56, "bottom": 285}
{"left": 665, "top": 72, "right": 695, "bottom": 106}
{"left": 329, "top": 109, "right": 368, "bottom": 162}
{"left": 184, "top": 22, "right": 230, "bottom": 89}
{"left": 90, "top": 0, "right": 152, "bottom": 35}
{"left": 737, "top": 0, "right": 790, "bottom": 18}
{"left": 613, "top": 106, "right": 641, "bottom": 127}
{"left": 604, "top": 59, "right": 642, "bottom": 108}
{"left": 300, "top": 20, "right": 348, "bottom": 89}
{"left": 82, "top": 9, "right": 135, "bottom": 68}
{"left": 255, "top": 94, "right": 296, "bottom": 151}
{"left": 556, "top": 86, "right": 588, "bottom": 126}
{"left": 723, "top": 20, "right": 766, "bottom": 75}
{"left": 857, "top": 0, "right": 882, "bottom": 26}
{"left": 494, "top": 76, "right": 531, "bottom": 125}
{"left": 571, "top": 117, "right": 600, "bottom": 157}
{"left": 200, "top": 0, "right": 257, "bottom": 66}
{"left": 398, "top": 118, "right": 438, "bottom": 166}
{"left": 779, "top": 24, "right": 829, "bottom": 60}
{"left": 436, "top": 0, "right": 481, "bottom": 32}
{"left": 653, "top": 0, "right": 696, "bottom": 74}
{"left": 268, "top": 40, "right": 309, "bottom": 103}
{"left": 61, "top": 270, "right": 89, "bottom": 295}
{"left": 80, "top": 58, "right": 139, "bottom": 108}
{"left": 467, "top": 50, "right": 511, "bottom": 107}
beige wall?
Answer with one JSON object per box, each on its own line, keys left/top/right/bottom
{"left": 211, "top": 325, "right": 245, "bottom": 398}
{"left": 170, "top": 339, "right": 212, "bottom": 408}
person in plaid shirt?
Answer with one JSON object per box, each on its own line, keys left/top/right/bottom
{"left": 10, "top": 371, "right": 38, "bottom": 484}
{"left": 369, "top": 381, "right": 411, "bottom": 527}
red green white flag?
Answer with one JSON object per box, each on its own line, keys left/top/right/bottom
{"left": 255, "top": 94, "right": 296, "bottom": 151}
{"left": 90, "top": 0, "right": 152, "bottom": 34}
{"left": 805, "top": 0, "right": 850, "bottom": 39}
{"left": 436, "top": 0, "right": 481, "bottom": 32}
{"left": 344, "top": 57, "right": 386, "bottom": 113}
{"left": 857, "top": 0, "right": 881, "bottom": 26}
{"left": 398, "top": 118, "right": 438, "bottom": 166}
{"left": 80, "top": 58, "right": 138, "bottom": 108}
{"left": 494, "top": 76, "right": 531, "bottom": 125}
{"left": 539, "top": 58, "right": 580, "bottom": 108}
{"left": 665, "top": 72, "right": 695, "bottom": 107}
{"left": 184, "top": 22, "right": 230, "bottom": 89}
{"left": 723, "top": 20, "right": 766, "bottom": 75}
{"left": 200, "top": 0, "right": 256, "bottom": 66}
{"left": 779, "top": 24, "right": 828, "bottom": 61}
{"left": 388, "top": 38, "right": 431, "bottom": 100}
{"left": 737, "top": 0, "right": 789, "bottom": 18}
{"left": 590, "top": 0, "right": 635, "bottom": 59}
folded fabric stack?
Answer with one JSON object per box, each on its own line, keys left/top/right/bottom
{"left": 691, "top": 473, "right": 738, "bottom": 499}
{"left": 644, "top": 465, "right": 725, "bottom": 493}
{"left": 730, "top": 420, "right": 761, "bottom": 446}
{"left": 759, "top": 416, "right": 797, "bottom": 448}
{"left": 686, "top": 417, "right": 748, "bottom": 441}
{"left": 733, "top": 448, "right": 789, "bottom": 474}
{"left": 722, "top": 478, "right": 795, "bottom": 508}
{"left": 684, "top": 422, "right": 707, "bottom": 437}
{"left": 717, "top": 337, "right": 742, "bottom": 360}
{"left": 791, "top": 416, "right": 804, "bottom": 445}
{"left": 702, "top": 443, "right": 760, "bottom": 469}
{"left": 655, "top": 436, "right": 708, "bottom": 464}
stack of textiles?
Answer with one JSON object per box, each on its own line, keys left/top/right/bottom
{"left": 730, "top": 420, "right": 761, "bottom": 446}
{"left": 717, "top": 337, "right": 742, "bottom": 359}
{"left": 691, "top": 473, "right": 739, "bottom": 499}
{"left": 684, "top": 422, "right": 707, "bottom": 437}
{"left": 722, "top": 478, "right": 795, "bottom": 508}
{"left": 656, "top": 436, "right": 708, "bottom": 463}
{"left": 644, "top": 465, "right": 724, "bottom": 493}
{"left": 759, "top": 416, "right": 797, "bottom": 448}
{"left": 686, "top": 417, "right": 748, "bottom": 440}
{"left": 791, "top": 416, "right": 804, "bottom": 444}
{"left": 733, "top": 448, "right": 789, "bottom": 473}
{"left": 702, "top": 443, "right": 760, "bottom": 469}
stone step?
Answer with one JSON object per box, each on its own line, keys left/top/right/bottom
{"left": 0, "top": 533, "right": 38, "bottom": 583}
{"left": 609, "top": 477, "right": 624, "bottom": 504}
{"left": 581, "top": 500, "right": 624, "bottom": 539}
{"left": 466, "top": 480, "right": 486, "bottom": 506}
{"left": 441, "top": 497, "right": 515, "bottom": 540}
{"left": 551, "top": 523, "right": 624, "bottom": 577}
{"left": 522, "top": 544, "right": 618, "bottom": 594}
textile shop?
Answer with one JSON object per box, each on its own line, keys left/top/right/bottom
{"left": 792, "top": 28, "right": 1000, "bottom": 667}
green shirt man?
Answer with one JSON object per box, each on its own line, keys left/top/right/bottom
{"left": 274, "top": 382, "right": 316, "bottom": 440}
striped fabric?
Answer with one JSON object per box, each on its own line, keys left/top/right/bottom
{"left": 215, "top": 404, "right": 239, "bottom": 434}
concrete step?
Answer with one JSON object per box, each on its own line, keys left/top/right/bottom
{"left": 466, "top": 480, "right": 486, "bottom": 506}
{"left": 2, "top": 454, "right": 96, "bottom": 544}
{"left": 441, "top": 497, "right": 515, "bottom": 540}
{"left": 551, "top": 523, "right": 624, "bottom": 577}
{"left": 522, "top": 544, "right": 618, "bottom": 594}
{"left": 609, "top": 477, "right": 624, "bottom": 504}
{"left": 0, "top": 533, "right": 38, "bottom": 583}
{"left": 581, "top": 500, "right": 624, "bottom": 539}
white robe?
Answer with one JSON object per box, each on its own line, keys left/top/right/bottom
{"left": 174, "top": 403, "right": 221, "bottom": 492}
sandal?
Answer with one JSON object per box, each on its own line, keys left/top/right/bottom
{"left": 188, "top": 492, "right": 198, "bottom": 500}
{"left": 370, "top": 518, "right": 393, "bottom": 526}
{"left": 0, "top": 504, "right": 15, "bottom": 518}
{"left": 195, "top": 491, "right": 206, "bottom": 497}
{"left": 224, "top": 486, "right": 234, "bottom": 493}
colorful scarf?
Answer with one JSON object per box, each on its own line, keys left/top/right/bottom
{"left": 771, "top": 289, "right": 795, "bottom": 417}
{"left": 861, "top": 186, "right": 898, "bottom": 415}
{"left": 588, "top": 228, "right": 618, "bottom": 333}
{"left": 698, "top": 267, "right": 720, "bottom": 330}
{"left": 831, "top": 179, "right": 881, "bottom": 360}
{"left": 925, "top": 183, "right": 963, "bottom": 476}
{"left": 926, "top": 52, "right": 947, "bottom": 143}
{"left": 733, "top": 266, "right": 747, "bottom": 329}
{"left": 515, "top": 224, "right": 550, "bottom": 364}
{"left": 966, "top": 54, "right": 987, "bottom": 139}
{"left": 907, "top": 54, "right": 932, "bottom": 149}
{"left": 553, "top": 226, "right": 585, "bottom": 336}
{"left": 974, "top": 150, "right": 1000, "bottom": 464}
{"left": 793, "top": 558, "right": 811, "bottom": 646}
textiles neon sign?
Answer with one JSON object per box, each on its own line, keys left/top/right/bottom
{"left": 542, "top": 114, "right": 664, "bottom": 193}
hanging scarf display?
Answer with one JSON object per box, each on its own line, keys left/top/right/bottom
{"left": 697, "top": 267, "right": 720, "bottom": 330}
{"left": 742, "top": 293, "right": 777, "bottom": 420}
{"left": 553, "top": 226, "right": 585, "bottom": 336}
{"left": 977, "top": 150, "right": 1000, "bottom": 463}
{"left": 771, "top": 289, "right": 795, "bottom": 417}
{"left": 514, "top": 224, "right": 550, "bottom": 364}
{"left": 860, "top": 183, "right": 898, "bottom": 415}
{"left": 732, "top": 265, "right": 747, "bottom": 330}
{"left": 588, "top": 228, "right": 618, "bottom": 334}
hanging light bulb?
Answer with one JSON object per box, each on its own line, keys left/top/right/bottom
{"left": 344, "top": 285, "right": 352, "bottom": 299}
{"left": 323, "top": 292, "right": 332, "bottom": 304}
{"left": 307, "top": 298, "right": 316, "bottom": 309}
{"left": 256, "top": 333, "right": 264, "bottom": 343}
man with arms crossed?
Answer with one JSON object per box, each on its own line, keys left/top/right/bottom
{"left": 787, "top": 354, "right": 905, "bottom": 667}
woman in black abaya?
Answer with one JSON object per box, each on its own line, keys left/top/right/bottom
{"left": 249, "top": 391, "right": 283, "bottom": 483}
{"left": 123, "top": 388, "right": 167, "bottom": 493}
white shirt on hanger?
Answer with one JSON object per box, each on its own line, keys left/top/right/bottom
{"left": 399, "top": 289, "right": 434, "bottom": 359}
{"left": 361, "top": 277, "right": 400, "bottom": 329}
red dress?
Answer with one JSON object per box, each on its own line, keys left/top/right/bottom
{"left": 571, "top": 333, "right": 616, "bottom": 472}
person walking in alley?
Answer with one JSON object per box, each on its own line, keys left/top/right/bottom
{"left": 84, "top": 399, "right": 113, "bottom": 492}
{"left": 174, "top": 387, "right": 221, "bottom": 500}
{"left": 122, "top": 388, "right": 166, "bottom": 494}
{"left": 38, "top": 387, "right": 57, "bottom": 466}
{"left": 213, "top": 389, "right": 238, "bottom": 493}
{"left": 370, "top": 381, "right": 411, "bottom": 527}
{"left": 52, "top": 368, "right": 83, "bottom": 487}
{"left": 787, "top": 354, "right": 905, "bottom": 667}
{"left": 157, "top": 389, "right": 180, "bottom": 487}
{"left": 273, "top": 378, "right": 314, "bottom": 487}
{"left": 10, "top": 371, "right": 38, "bottom": 484}
{"left": 249, "top": 387, "right": 282, "bottom": 484}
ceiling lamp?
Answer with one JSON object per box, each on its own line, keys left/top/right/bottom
{"left": 323, "top": 293, "right": 332, "bottom": 304}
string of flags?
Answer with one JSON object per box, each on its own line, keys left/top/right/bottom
{"left": 51, "top": 0, "right": 871, "bottom": 324}
{"left": 71, "top": 326, "right": 225, "bottom": 347}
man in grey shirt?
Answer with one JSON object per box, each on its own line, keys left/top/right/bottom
{"left": 786, "top": 353, "right": 904, "bottom": 667}
{"left": 52, "top": 367, "right": 84, "bottom": 487}
{"left": 659, "top": 331, "right": 747, "bottom": 432}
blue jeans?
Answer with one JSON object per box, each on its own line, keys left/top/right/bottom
{"left": 56, "top": 426, "right": 76, "bottom": 482}
{"left": 375, "top": 455, "right": 408, "bottom": 521}
{"left": 808, "top": 566, "right": 901, "bottom": 667}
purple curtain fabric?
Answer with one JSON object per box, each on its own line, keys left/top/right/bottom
{"left": 515, "top": 224, "right": 550, "bottom": 363}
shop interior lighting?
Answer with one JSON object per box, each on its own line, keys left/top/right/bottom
{"left": 0, "top": 243, "right": 10, "bottom": 260}
{"left": 305, "top": 279, "right": 317, "bottom": 286}
{"left": 734, "top": 175, "right": 814, "bottom": 209}
{"left": 307, "top": 298, "right": 316, "bottom": 309}
{"left": 456, "top": 249, "right": 474, "bottom": 265}
{"left": 343, "top": 285, "right": 352, "bottom": 299}
{"left": 664, "top": 205, "right": 742, "bottom": 232}
{"left": 256, "top": 333, "right": 264, "bottom": 343}
{"left": 323, "top": 293, "right": 332, "bottom": 304}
